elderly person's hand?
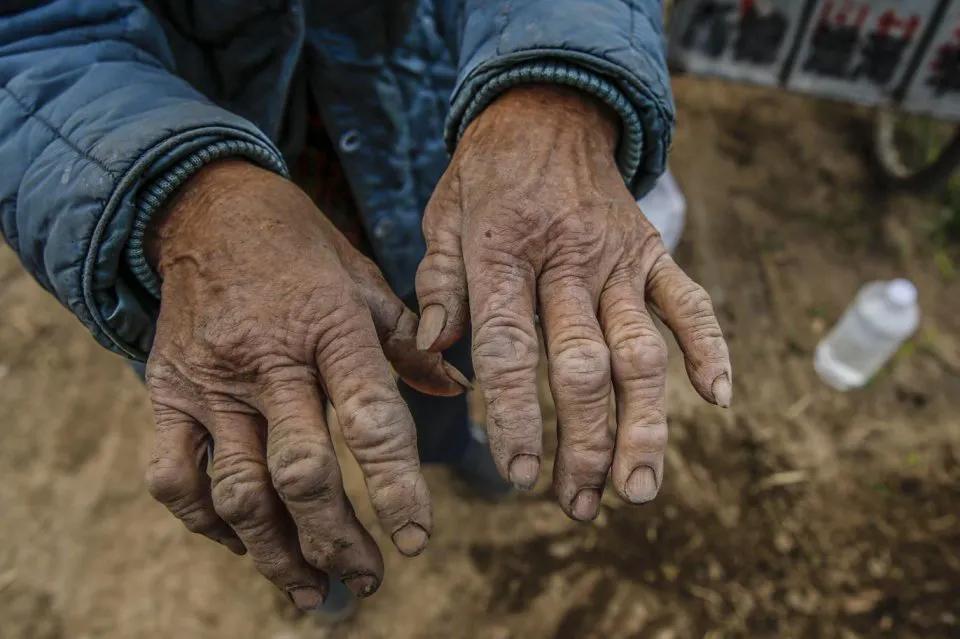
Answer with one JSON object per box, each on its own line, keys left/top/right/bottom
{"left": 143, "top": 160, "right": 467, "bottom": 609}
{"left": 415, "top": 86, "right": 732, "bottom": 521}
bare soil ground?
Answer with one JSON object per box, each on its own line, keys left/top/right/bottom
{"left": 2, "top": 78, "right": 959, "bottom": 639}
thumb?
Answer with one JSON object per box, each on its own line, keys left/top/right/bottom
{"left": 345, "top": 252, "right": 470, "bottom": 397}
{"left": 415, "top": 170, "right": 468, "bottom": 352}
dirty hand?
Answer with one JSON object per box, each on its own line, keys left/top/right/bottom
{"left": 143, "top": 160, "right": 467, "bottom": 608}
{"left": 415, "top": 86, "right": 732, "bottom": 520}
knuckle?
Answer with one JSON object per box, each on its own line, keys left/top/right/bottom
{"left": 195, "top": 316, "right": 263, "bottom": 357}
{"left": 177, "top": 502, "right": 219, "bottom": 535}
{"left": 368, "top": 470, "right": 428, "bottom": 524}
{"left": 212, "top": 460, "right": 271, "bottom": 525}
{"left": 689, "top": 323, "right": 726, "bottom": 352}
{"left": 150, "top": 403, "right": 184, "bottom": 428}
{"left": 145, "top": 369, "right": 185, "bottom": 405}
{"left": 560, "top": 412, "right": 616, "bottom": 455}
{"left": 558, "top": 444, "right": 613, "bottom": 483}
{"left": 483, "top": 391, "right": 542, "bottom": 445}
{"left": 637, "top": 229, "right": 667, "bottom": 268}
{"left": 316, "top": 281, "right": 364, "bottom": 317}
{"left": 472, "top": 316, "right": 539, "bottom": 382}
{"left": 563, "top": 436, "right": 613, "bottom": 461}
{"left": 144, "top": 461, "right": 193, "bottom": 505}
{"left": 314, "top": 313, "right": 381, "bottom": 372}
{"left": 271, "top": 446, "right": 340, "bottom": 504}
{"left": 545, "top": 231, "right": 604, "bottom": 269}
{"left": 674, "top": 285, "right": 726, "bottom": 349}
{"left": 421, "top": 224, "right": 461, "bottom": 253}
{"left": 676, "top": 282, "right": 716, "bottom": 321}
{"left": 144, "top": 355, "right": 174, "bottom": 385}
{"left": 423, "top": 172, "right": 459, "bottom": 221}
{"left": 312, "top": 285, "right": 368, "bottom": 337}
{"left": 258, "top": 375, "right": 313, "bottom": 410}
{"left": 550, "top": 338, "right": 611, "bottom": 395}
{"left": 613, "top": 329, "right": 668, "bottom": 375}
{"left": 252, "top": 550, "right": 304, "bottom": 585}
{"left": 300, "top": 535, "right": 361, "bottom": 574}
{"left": 145, "top": 372, "right": 168, "bottom": 396}
{"left": 645, "top": 251, "right": 676, "bottom": 288}
{"left": 415, "top": 251, "right": 464, "bottom": 299}
{"left": 339, "top": 394, "right": 415, "bottom": 460}
{"left": 621, "top": 423, "right": 668, "bottom": 454}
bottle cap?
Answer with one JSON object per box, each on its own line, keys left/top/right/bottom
{"left": 885, "top": 278, "right": 917, "bottom": 307}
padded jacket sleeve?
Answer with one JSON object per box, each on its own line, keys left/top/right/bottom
{"left": 0, "top": 1, "right": 287, "bottom": 360}
{"left": 446, "top": 0, "right": 674, "bottom": 197}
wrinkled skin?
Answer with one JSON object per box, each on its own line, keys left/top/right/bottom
{"left": 143, "top": 84, "right": 732, "bottom": 609}
{"left": 144, "top": 161, "right": 468, "bottom": 609}
{"left": 416, "top": 85, "right": 732, "bottom": 521}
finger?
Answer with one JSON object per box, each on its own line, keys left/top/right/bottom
{"left": 539, "top": 274, "right": 614, "bottom": 521}
{"left": 207, "top": 409, "right": 328, "bottom": 611}
{"left": 346, "top": 252, "right": 470, "bottom": 397}
{"left": 314, "top": 289, "right": 433, "bottom": 557}
{"left": 465, "top": 247, "right": 542, "bottom": 490}
{"left": 600, "top": 272, "right": 668, "bottom": 504}
{"left": 259, "top": 373, "right": 384, "bottom": 597}
{"left": 415, "top": 169, "right": 468, "bottom": 352}
{"left": 145, "top": 403, "right": 245, "bottom": 555}
{"left": 646, "top": 252, "right": 732, "bottom": 407}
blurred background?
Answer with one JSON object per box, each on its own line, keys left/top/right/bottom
{"left": 2, "top": 2, "right": 960, "bottom": 638}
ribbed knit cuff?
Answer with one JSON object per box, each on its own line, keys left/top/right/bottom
{"left": 445, "top": 60, "right": 644, "bottom": 187}
{"left": 125, "top": 139, "right": 288, "bottom": 299}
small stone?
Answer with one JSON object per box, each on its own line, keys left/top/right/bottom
{"left": 548, "top": 539, "right": 577, "bottom": 560}
{"left": 774, "top": 530, "right": 794, "bottom": 554}
{"left": 843, "top": 589, "right": 884, "bottom": 615}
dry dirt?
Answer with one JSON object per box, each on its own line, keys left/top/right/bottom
{"left": 2, "top": 78, "right": 959, "bottom": 639}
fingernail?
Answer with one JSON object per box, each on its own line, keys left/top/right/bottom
{"left": 220, "top": 537, "right": 247, "bottom": 556}
{"left": 287, "top": 586, "right": 324, "bottom": 611}
{"left": 508, "top": 454, "right": 540, "bottom": 490}
{"left": 442, "top": 361, "right": 473, "bottom": 391}
{"left": 571, "top": 488, "right": 600, "bottom": 521}
{"left": 712, "top": 372, "right": 732, "bottom": 408}
{"left": 625, "top": 466, "right": 659, "bottom": 503}
{"left": 416, "top": 305, "right": 447, "bottom": 351}
{"left": 342, "top": 573, "right": 380, "bottom": 598}
{"left": 392, "top": 522, "right": 429, "bottom": 557}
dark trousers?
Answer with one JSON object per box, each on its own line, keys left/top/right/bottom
{"left": 398, "top": 328, "right": 473, "bottom": 465}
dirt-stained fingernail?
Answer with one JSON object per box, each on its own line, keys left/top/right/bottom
{"left": 287, "top": 586, "right": 324, "bottom": 611}
{"left": 712, "top": 372, "right": 732, "bottom": 408}
{"left": 442, "top": 361, "right": 473, "bottom": 391}
{"left": 342, "top": 573, "right": 380, "bottom": 598}
{"left": 392, "top": 522, "right": 429, "bottom": 557}
{"left": 571, "top": 488, "right": 600, "bottom": 521}
{"left": 625, "top": 466, "right": 659, "bottom": 503}
{"left": 416, "top": 305, "right": 447, "bottom": 351}
{"left": 508, "top": 454, "right": 540, "bottom": 490}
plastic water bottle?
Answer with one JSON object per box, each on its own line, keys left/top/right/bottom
{"left": 638, "top": 168, "right": 686, "bottom": 253}
{"left": 814, "top": 279, "right": 919, "bottom": 391}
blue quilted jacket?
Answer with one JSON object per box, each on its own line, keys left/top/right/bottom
{"left": 0, "top": 0, "right": 673, "bottom": 361}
